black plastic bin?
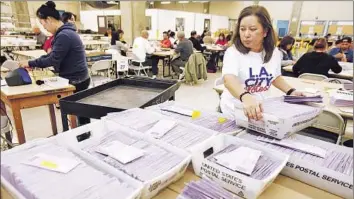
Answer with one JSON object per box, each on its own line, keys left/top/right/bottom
{"left": 59, "top": 77, "right": 180, "bottom": 131}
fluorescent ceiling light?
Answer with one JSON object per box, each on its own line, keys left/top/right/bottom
{"left": 161, "top": 1, "right": 171, "bottom": 4}
{"left": 150, "top": 2, "right": 154, "bottom": 5}
{"left": 178, "top": 1, "right": 189, "bottom": 3}
{"left": 192, "top": 1, "right": 209, "bottom": 2}
{"left": 106, "top": 1, "right": 118, "bottom": 4}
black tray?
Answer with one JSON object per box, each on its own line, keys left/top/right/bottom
{"left": 59, "top": 77, "right": 180, "bottom": 131}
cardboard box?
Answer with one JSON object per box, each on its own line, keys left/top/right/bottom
{"left": 190, "top": 134, "right": 289, "bottom": 199}
{"left": 54, "top": 120, "right": 191, "bottom": 199}
{"left": 238, "top": 131, "right": 353, "bottom": 199}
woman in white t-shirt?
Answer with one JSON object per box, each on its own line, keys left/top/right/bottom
{"left": 221, "top": 5, "right": 304, "bottom": 120}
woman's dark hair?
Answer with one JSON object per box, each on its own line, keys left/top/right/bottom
{"left": 36, "top": 1, "right": 60, "bottom": 20}
{"left": 314, "top": 38, "right": 327, "bottom": 50}
{"left": 335, "top": 39, "right": 343, "bottom": 45}
{"left": 218, "top": 33, "right": 226, "bottom": 41}
{"left": 170, "top": 31, "right": 175, "bottom": 38}
{"left": 278, "top": 36, "right": 295, "bottom": 51}
{"left": 232, "top": 5, "right": 276, "bottom": 63}
{"left": 61, "top": 12, "right": 75, "bottom": 23}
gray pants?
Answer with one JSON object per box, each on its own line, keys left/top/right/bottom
{"left": 171, "top": 57, "right": 186, "bottom": 75}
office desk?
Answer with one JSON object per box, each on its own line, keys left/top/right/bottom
{"left": 12, "top": 49, "right": 47, "bottom": 60}
{"left": 1, "top": 81, "right": 75, "bottom": 144}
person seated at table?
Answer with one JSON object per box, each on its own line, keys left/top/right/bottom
{"left": 278, "top": 36, "right": 296, "bottom": 67}
{"left": 292, "top": 38, "right": 342, "bottom": 77}
{"left": 329, "top": 37, "right": 353, "bottom": 62}
{"left": 329, "top": 39, "right": 342, "bottom": 51}
{"left": 108, "top": 27, "right": 128, "bottom": 56}
{"left": 189, "top": 31, "right": 206, "bottom": 52}
{"left": 216, "top": 33, "right": 228, "bottom": 46}
{"left": 169, "top": 31, "right": 176, "bottom": 46}
{"left": 203, "top": 31, "right": 214, "bottom": 45}
{"left": 221, "top": 5, "right": 304, "bottom": 119}
{"left": 160, "top": 31, "right": 172, "bottom": 48}
{"left": 226, "top": 31, "right": 233, "bottom": 42}
{"left": 19, "top": 1, "right": 90, "bottom": 126}
{"left": 132, "top": 30, "right": 159, "bottom": 79}
{"left": 171, "top": 31, "right": 193, "bottom": 80}
{"left": 43, "top": 35, "right": 54, "bottom": 53}
{"left": 33, "top": 26, "right": 47, "bottom": 48}
{"left": 61, "top": 12, "right": 75, "bottom": 24}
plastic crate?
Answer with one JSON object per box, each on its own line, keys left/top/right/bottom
{"left": 1, "top": 138, "right": 143, "bottom": 199}
{"left": 190, "top": 134, "right": 289, "bottom": 199}
{"left": 59, "top": 77, "right": 180, "bottom": 131}
{"left": 54, "top": 120, "right": 191, "bottom": 199}
{"left": 238, "top": 130, "right": 353, "bottom": 199}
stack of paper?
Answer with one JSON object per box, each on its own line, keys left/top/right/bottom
{"left": 1, "top": 140, "right": 137, "bottom": 199}
{"left": 240, "top": 131, "right": 353, "bottom": 176}
{"left": 208, "top": 144, "right": 283, "bottom": 180}
{"left": 177, "top": 179, "right": 234, "bottom": 199}
{"left": 330, "top": 90, "right": 353, "bottom": 107}
{"left": 234, "top": 97, "right": 323, "bottom": 139}
{"left": 283, "top": 95, "right": 323, "bottom": 104}
{"left": 146, "top": 101, "right": 244, "bottom": 134}
{"left": 343, "top": 83, "right": 353, "bottom": 91}
{"left": 103, "top": 108, "right": 216, "bottom": 150}
{"left": 82, "top": 130, "right": 185, "bottom": 182}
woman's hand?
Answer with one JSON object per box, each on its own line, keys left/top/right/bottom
{"left": 19, "top": 60, "right": 30, "bottom": 68}
{"left": 242, "top": 94, "right": 263, "bottom": 121}
{"left": 290, "top": 90, "right": 305, "bottom": 96}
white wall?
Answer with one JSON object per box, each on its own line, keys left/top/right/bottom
{"left": 300, "top": 1, "right": 353, "bottom": 21}
{"left": 210, "top": 15, "right": 229, "bottom": 33}
{"left": 258, "top": 1, "right": 293, "bottom": 20}
{"left": 194, "top": 13, "right": 211, "bottom": 35}
{"left": 80, "top": 10, "right": 121, "bottom": 32}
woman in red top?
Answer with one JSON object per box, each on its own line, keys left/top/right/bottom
{"left": 160, "top": 31, "right": 172, "bottom": 48}
{"left": 215, "top": 33, "right": 227, "bottom": 46}
{"left": 43, "top": 35, "right": 54, "bottom": 53}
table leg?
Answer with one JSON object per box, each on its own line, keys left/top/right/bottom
{"left": 70, "top": 115, "right": 77, "bottom": 129}
{"left": 168, "top": 56, "right": 172, "bottom": 76}
{"left": 162, "top": 57, "right": 166, "bottom": 77}
{"left": 11, "top": 102, "right": 25, "bottom": 144}
{"left": 61, "top": 112, "right": 69, "bottom": 131}
{"left": 48, "top": 104, "right": 58, "bottom": 135}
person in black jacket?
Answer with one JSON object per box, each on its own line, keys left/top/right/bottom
{"left": 19, "top": 1, "right": 91, "bottom": 126}
{"left": 189, "top": 30, "right": 206, "bottom": 52}
{"left": 292, "top": 38, "right": 342, "bottom": 77}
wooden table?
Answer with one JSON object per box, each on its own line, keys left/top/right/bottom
{"left": 12, "top": 49, "right": 47, "bottom": 60}
{"left": 1, "top": 168, "right": 342, "bottom": 199}
{"left": 1, "top": 79, "right": 76, "bottom": 144}
{"left": 153, "top": 50, "right": 175, "bottom": 77}
{"left": 283, "top": 65, "right": 353, "bottom": 80}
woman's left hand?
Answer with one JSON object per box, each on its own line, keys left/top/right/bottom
{"left": 290, "top": 90, "right": 305, "bottom": 96}
{"left": 19, "top": 60, "right": 30, "bottom": 68}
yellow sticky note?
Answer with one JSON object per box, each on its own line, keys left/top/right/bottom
{"left": 218, "top": 117, "right": 227, "bottom": 124}
{"left": 40, "top": 161, "right": 58, "bottom": 169}
{"left": 191, "top": 110, "right": 201, "bottom": 119}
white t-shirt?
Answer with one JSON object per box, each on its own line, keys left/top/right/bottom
{"left": 220, "top": 45, "right": 282, "bottom": 117}
{"left": 132, "top": 36, "right": 155, "bottom": 62}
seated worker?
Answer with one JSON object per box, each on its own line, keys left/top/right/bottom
{"left": 109, "top": 27, "right": 128, "bottom": 56}
{"left": 171, "top": 31, "right": 193, "bottom": 80}
{"left": 203, "top": 31, "right": 214, "bottom": 45}
{"left": 293, "top": 38, "right": 342, "bottom": 77}
{"left": 329, "top": 37, "right": 353, "bottom": 62}
{"left": 160, "top": 31, "right": 172, "bottom": 48}
{"left": 215, "top": 33, "right": 228, "bottom": 46}
{"left": 169, "top": 31, "right": 176, "bottom": 46}
{"left": 189, "top": 30, "right": 206, "bottom": 52}
{"left": 278, "top": 36, "right": 296, "bottom": 67}
{"left": 132, "top": 30, "right": 159, "bottom": 79}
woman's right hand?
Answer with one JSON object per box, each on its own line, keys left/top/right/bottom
{"left": 242, "top": 94, "right": 263, "bottom": 121}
